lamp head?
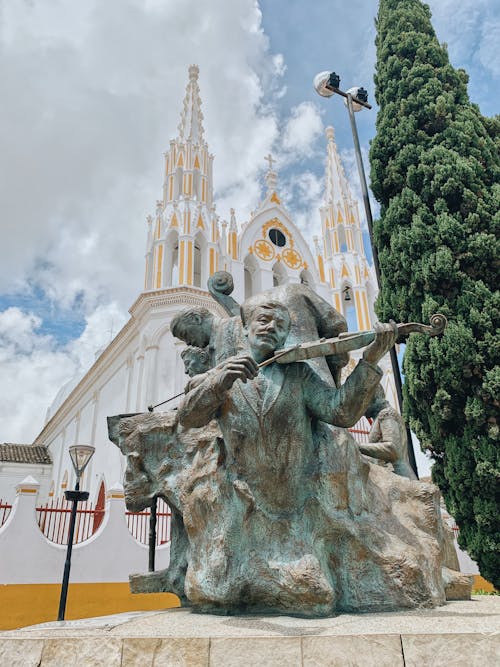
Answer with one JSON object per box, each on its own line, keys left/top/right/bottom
{"left": 345, "top": 86, "right": 368, "bottom": 112}
{"left": 69, "top": 444, "right": 95, "bottom": 479}
{"left": 313, "top": 71, "right": 340, "bottom": 98}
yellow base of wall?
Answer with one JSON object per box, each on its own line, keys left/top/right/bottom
{"left": 472, "top": 575, "right": 497, "bottom": 594}
{"left": 0, "top": 583, "right": 180, "bottom": 631}
{"left": 2, "top": 577, "right": 495, "bottom": 631}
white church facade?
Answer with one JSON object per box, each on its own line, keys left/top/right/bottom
{"left": 5, "top": 65, "right": 392, "bottom": 504}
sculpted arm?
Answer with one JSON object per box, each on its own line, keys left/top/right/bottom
{"left": 304, "top": 359, "right": 382, "bottom": 427}
{"left": 359, "top": 414, "right": 400, "bottom": 463}
{"left": 304, "top": 322, "right": 397, "bottom": 427}
{"left": 178, "top": 355, "right": 258, "bottom": 428}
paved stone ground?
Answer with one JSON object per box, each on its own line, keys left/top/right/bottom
{"left": 1, "top": 596, "right": 498, "bottom": 666}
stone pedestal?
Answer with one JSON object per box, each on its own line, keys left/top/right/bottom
{"left": 1, "top": 597, "right": 498, "bottom": 666}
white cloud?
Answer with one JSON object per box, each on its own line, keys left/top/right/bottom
{"left": 427, "top": 0, "right": 500, "bottom": 78}
{"left": 0, "top": 0, "right": 283, "bottom": 311}
{"left": 0, "top": 308, "right": 75, "bottom": 442}
{"left": 0, "top": 302, "right": 127, "bottom": 442}
{"left": 282, "top": 102, "right": 323, "bottom": 157}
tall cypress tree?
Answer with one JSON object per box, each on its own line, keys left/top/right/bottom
{"left": 370, "top": 0, "right": 499, "bottom": 587}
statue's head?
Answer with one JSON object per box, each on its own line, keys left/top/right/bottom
{"left": 181, "top": 346, "right": 211, "bottom": 377}
{"left": 241, "top": 297, "right": 291, "bottom": 361}
{"left": 170, "top": 307, "right": 214, "bottom": 348}
{"left": 365, "top": 384, "right": 388, "bottom": 419}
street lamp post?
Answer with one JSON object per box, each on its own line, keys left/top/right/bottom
{"left": 313, "top": 71, "right": 418, "bottom": 478}
{"left": 57, "top": 444, "right": 95, "bottom": 621}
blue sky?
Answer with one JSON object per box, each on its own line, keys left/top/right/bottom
{"left": 0, "top": 0, "right": 498, "bottom": 447}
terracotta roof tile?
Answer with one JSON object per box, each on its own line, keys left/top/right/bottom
{"left": 0, "top": 444, "right": 52, "bottom": 465}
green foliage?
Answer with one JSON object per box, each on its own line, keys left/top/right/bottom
{"left": 370, "top": 0, "right": 500, "bottom": 586}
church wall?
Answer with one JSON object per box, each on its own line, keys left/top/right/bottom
{"left": 90, "top": 362, "right": 130, "bottom": 494}
{"left": 155, "top": 331, "right": 186, "bottom": 409}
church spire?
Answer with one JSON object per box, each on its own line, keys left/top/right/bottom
{"left": 143, "top": 66, "right": 225, "bottom": 292}
{"left": 324, "top": 126, "right": 350, "bottom": 205}
{"left": 177, "top": 64, "right": 205, "bottom": 144}
{"left": 318, "top": 125, "right": 372, "bottom": 331}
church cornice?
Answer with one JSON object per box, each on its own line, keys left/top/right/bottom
{"left": 129, "top": 287, "right": 227, "bottom": 320}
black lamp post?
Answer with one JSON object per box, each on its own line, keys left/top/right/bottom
{"left": 57, "top": 444, "right": 95, "bottom": 621}
{"left": 313, "top": 71, "right": 418, "bottom": 478}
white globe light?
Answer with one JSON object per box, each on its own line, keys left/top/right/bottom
{"left": 313, "top": 71, "right": 336, "bottom": 98}
{"left": 345, "top": 87, "right": 365, "bottom": 112}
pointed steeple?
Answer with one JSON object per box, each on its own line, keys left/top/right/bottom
{"left": 143, "top": 66, "right": 225, "bottom": 292}
{"left": 324, "top": 126, "right": 350, "bottom": 205}
{"left": 177, "top": 64, "right": 205, "bottom": 144}
{"left": 317, "top": 125, "right": 374, "bottom": 331}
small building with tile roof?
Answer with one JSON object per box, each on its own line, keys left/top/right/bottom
{"left": 0, "top": 444, "right": 52, "bottom": 503}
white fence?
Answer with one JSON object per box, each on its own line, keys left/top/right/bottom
{"left": 0, "top": 476, "right": 170, "bottom": 585}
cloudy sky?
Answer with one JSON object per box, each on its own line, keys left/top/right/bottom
{"left": 1, "top": 0, "right": 498, "bottom": 471}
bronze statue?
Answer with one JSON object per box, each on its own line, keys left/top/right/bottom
{"left": 109, "top": 274, "right": 470, "bottom": 616}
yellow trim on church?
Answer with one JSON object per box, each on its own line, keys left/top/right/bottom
{"left": 362, "top": 291, "right": 371, "bottom": 328}
{"left": 334, "top": 292, "right": 341, "bottom": 313}
{"left": 270, "top": 191, "right": 281, "bottom": 204}
{"left": 355, "top": 290, "right": 364, "bottom": 330}
{"left": 179, "top": 240, "right": 185, "bottom": 284}
{"left": 231, "top": 232, "right": 237, "bottom": 259}
{"left": 187, "top": 240, "right": 193, "bottom": 285}
{"left": 318, "top": 255, "right": 325, "bottom": 283}
{"left": 156, "top": 244, "right": 163, "bottom": 288}
{"left": 209, "top": 247, "right": 215, "bottom": 275}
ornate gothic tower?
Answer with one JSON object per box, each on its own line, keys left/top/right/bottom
{"left": 144, "top": 65, "right": 226, "bottom": 291}
{"left": 315, "top": 127, "right": 376, "bottom": 333}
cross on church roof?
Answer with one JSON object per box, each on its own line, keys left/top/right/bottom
{"left": 264, "top": 153, "right": 275, "bottom": 171}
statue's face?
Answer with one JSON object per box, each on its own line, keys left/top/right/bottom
{"left": 247, "top": 306, "right": 290, "bottom": 359}
{"left": 175, "top": 317, "right": 210, "bottom": 348}
{"left": 182, "top": 350, "right": 209, "bottom": 377}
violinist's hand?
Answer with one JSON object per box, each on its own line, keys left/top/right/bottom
{"left": 363, "top": 321, "right": 398, "bottom": 365}
{"left": 214, "top": 355, "right": 259, "bottom": 392}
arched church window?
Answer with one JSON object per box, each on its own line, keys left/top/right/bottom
{"left": 342, "top": 283, "right": 357, "bottom": 332}
{"left": 193, "top": 244, "right": 202, "bottom": 287}
{"left": 193, "top": 169, "right": 200, "bottom": 201}
{"left": 171, "top": 246, "right": 179, "bottom": 286}
{"left": 338, "top": 225, "right": 347, "bottom": 253}
{"left": 268, "top": 228, "right": 286, "bottom": 247}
